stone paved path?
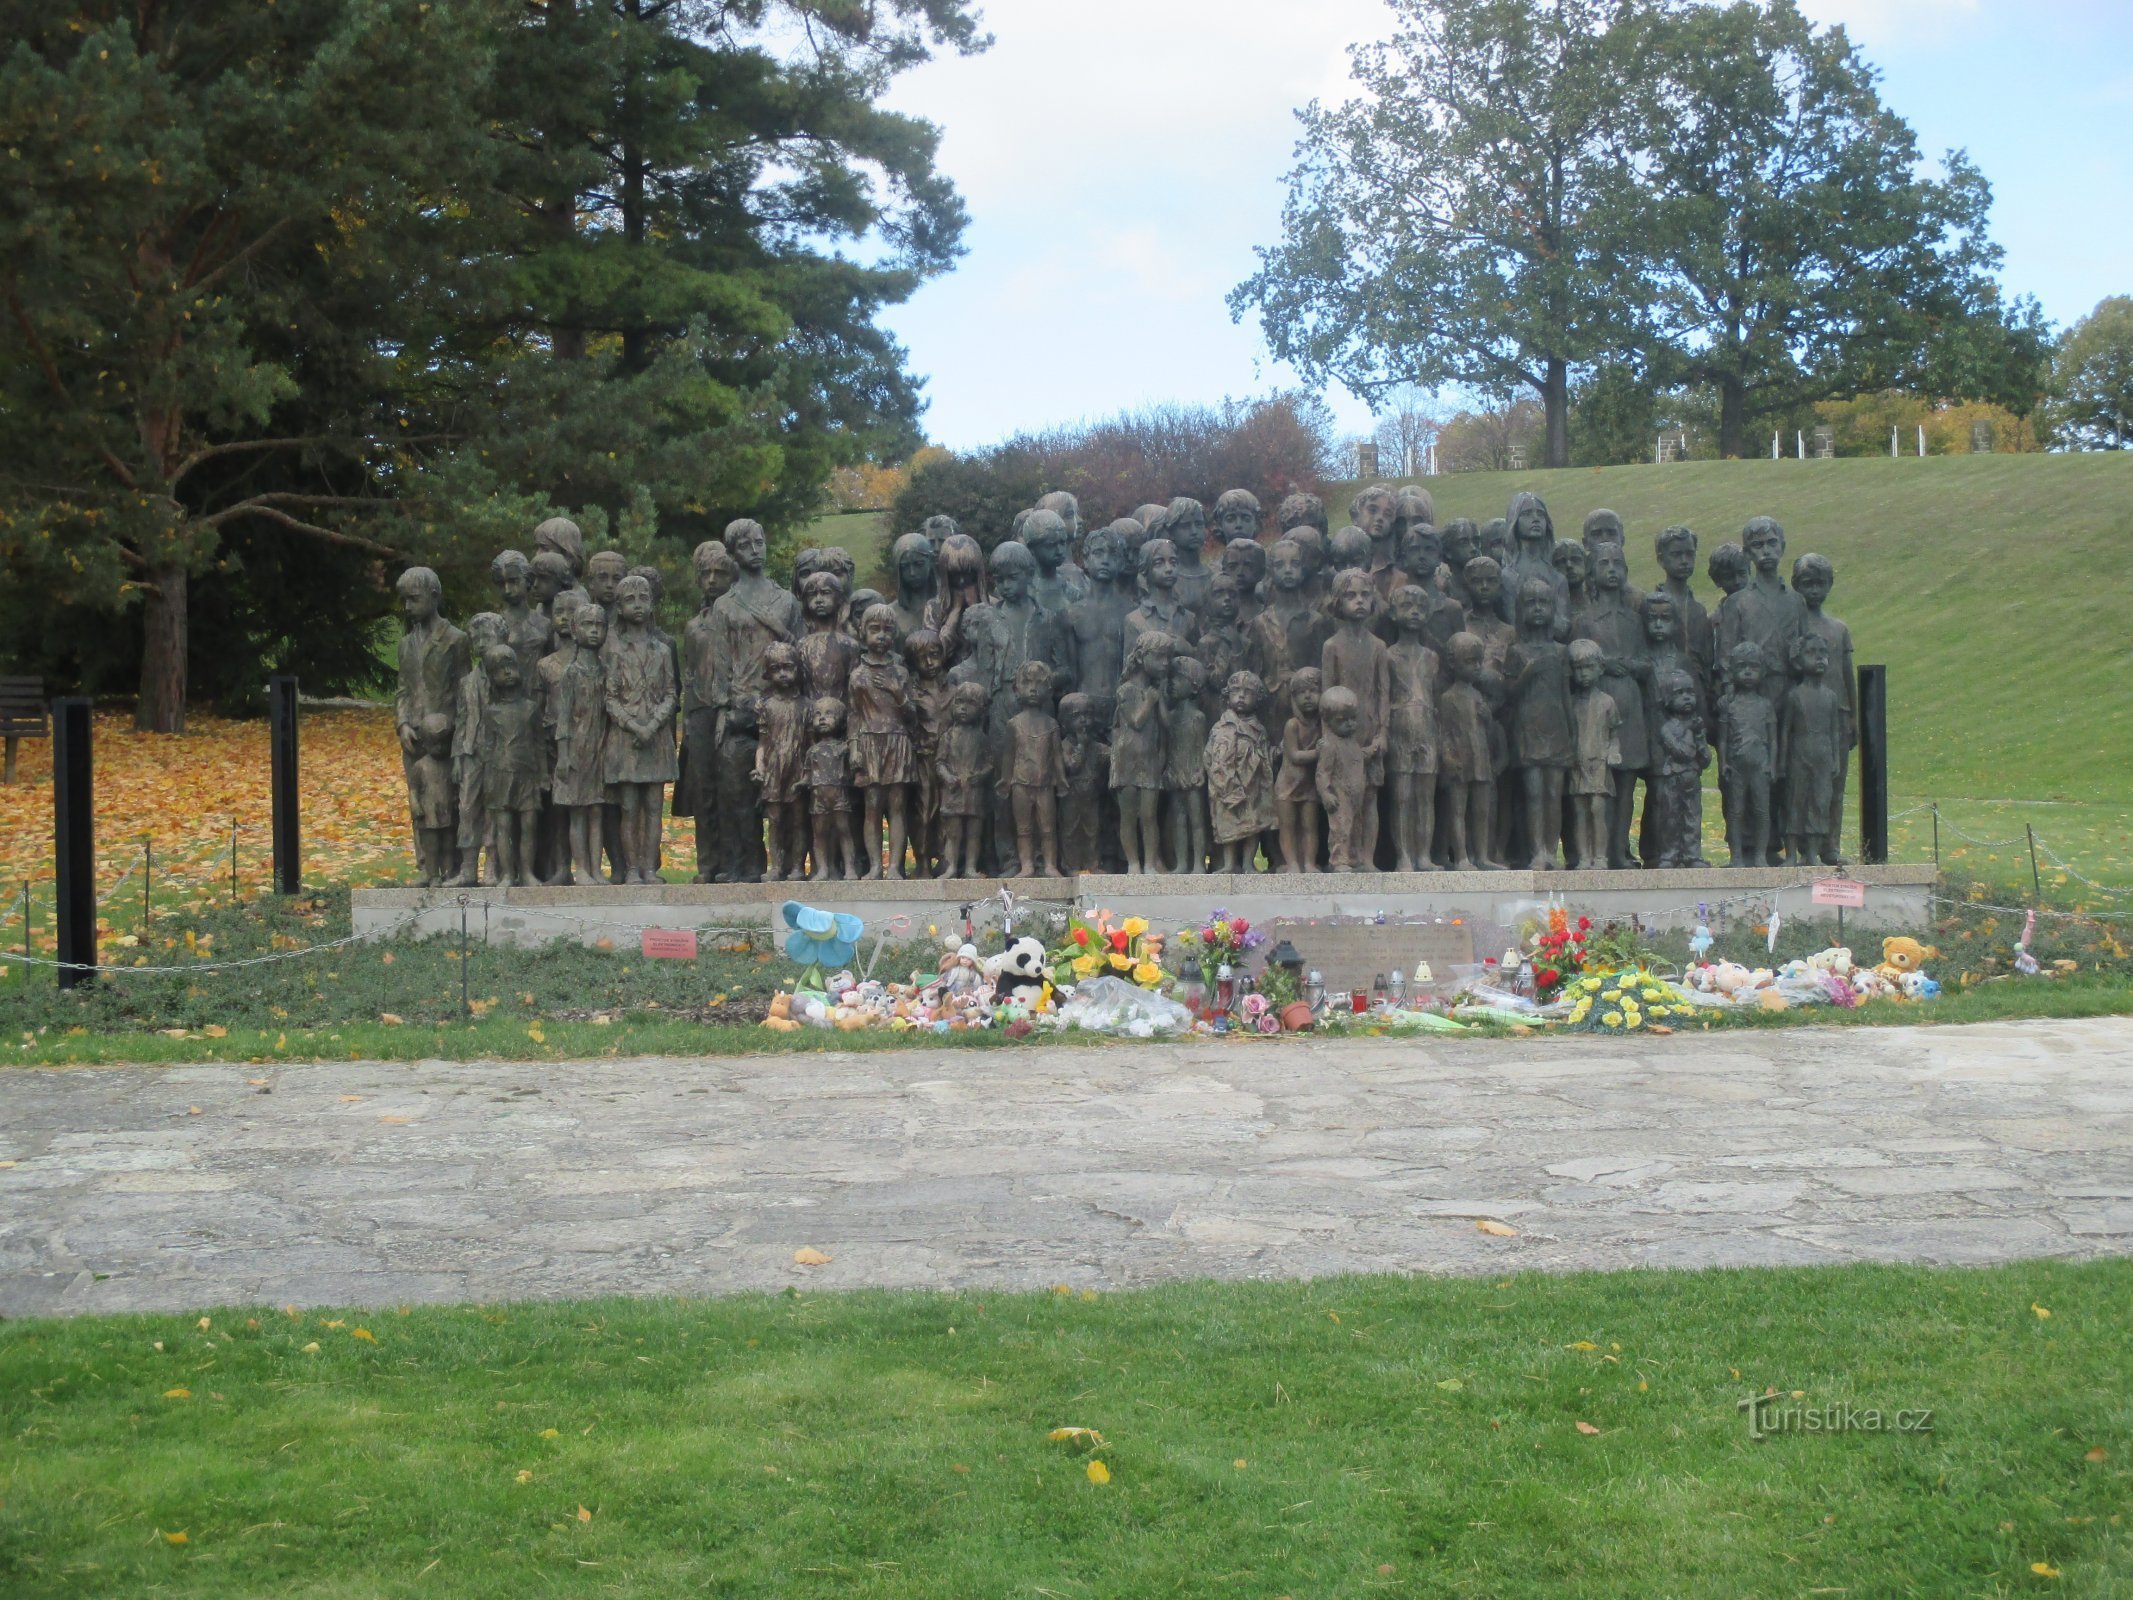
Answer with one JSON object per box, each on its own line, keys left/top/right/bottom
{"left": 3, "top": 1018, "right": 2130, "bottom": 1316}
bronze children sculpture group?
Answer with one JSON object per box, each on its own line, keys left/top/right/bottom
{"left": 395, "top": 488, "right": 1856, "bottom": 885}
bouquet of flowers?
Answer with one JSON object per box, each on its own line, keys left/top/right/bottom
{"left": 1561, "top": 968, "right": 1680, "bottom": 1034}
{"left": 1053, "top": 911, "right": 1169, "bottom": 991}
{"left": 1194, "top": 911, "right": 1264, "bottom": 964}
{"left": 1528, "top": 907, "right": 1592, "bottom": 1003}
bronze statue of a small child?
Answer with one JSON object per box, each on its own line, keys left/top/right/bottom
{"left": 1320, "top": 568, "right": 1390, "bottom": 865}
{"left": 1165, "top": 654, "right": 1211, "bottom": 875}
{"left": 934, "top": 679, "right": 992, "bottom": 879}
{"left": 752, "top": 642, "right": 809, "bottom": 881}
{"left": 1314, "top": 686, "right": 1372, "bottom": 872}
{"left": 1385, "top": 585, "right": 1441, "bottom": 872}
{"left": 1650, "top": 668, "right": 1710, "bottom": 868}
{"left": 1005, "top": 658, "right": 1069, "bottom": 877}
{"left": 802, "top": 696, "right": 859, "bottom": 881}
{"left": 1110, "top": 630, "right": 1173, "bottom": 875}
{"left": 903, "top": 628, "right": 951, "bottom": 878}
{"left": 1565, "top": 639, "right": 1620, "bottom": 871}
{"left": 1275, "top": 666, "right": 1324, "bottom": 874}
{"left": 847, "top": 603, "right": 915, "bottom": 879}
{"left": 601, "top": 574, "right": 677, "bottom": 885}
{"left": 451, "top": 612, "right": 505, "bottom": 887}
{"left": 1206, "top": 669, "right": 1276, "bottom": 874}
{"left": 478, "top": 643, "right": 545, "bottom": 887}
{"left": 1057, "top": 691, "right": 1108, "bottom": 875}
{"left": 1509, "top": 577, "right": 1575, "bottom": 871}
{"left": 551, "top": 604, "right": 612, "bottom": 885}
{"left": 1720, "top": 640, "right": 1777, "bottom": 866}
{"left": 1780, "top": 631, "right": 1845, "bottom": 867}
{"left": 1437, "top": 632, "right": 1499, "bottom": 872}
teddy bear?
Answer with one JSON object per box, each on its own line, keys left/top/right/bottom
{"left": 1875, "top": 935, "right": 1938, "bottom": 988}
{"left": 986, "top": 936, "right": 1051, "bottom": 1007}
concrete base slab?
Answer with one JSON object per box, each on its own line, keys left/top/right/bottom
{"left": 352, "top": 865, "right": 1938, "bottom": 946}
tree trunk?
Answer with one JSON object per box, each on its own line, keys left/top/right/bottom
{"left": 1543, "top": 357, "right": 1570, "bottom": 468}
{"left": 1719, "top": 374, "right": 1748, "bottom": 459}
{"left": 136, "top": 561, "right": 188, "bottom": 734}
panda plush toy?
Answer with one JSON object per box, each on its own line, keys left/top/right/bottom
{"left": 987, "top": 936, "right": 1050, "bottom": 1006}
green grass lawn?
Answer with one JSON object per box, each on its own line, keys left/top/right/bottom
{"left": 800, "top": 509, "right": 891, "bottom": 589}
{"left": 3, "top": 1263, "right": 2126, "bottom": 1598}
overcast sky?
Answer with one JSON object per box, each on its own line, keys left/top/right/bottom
{"left": 877, "top": 0, "right": 2133, "bottom": 448}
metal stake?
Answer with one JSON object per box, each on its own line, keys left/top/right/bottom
{"left": 2027, "top": 825, "right": 2042, "bottom": 900}
{"left": 143, "top": 837, "right": 153, "bottom": 942}
{"left": 459, "top": 896, "right": 471, "bottom": 1019}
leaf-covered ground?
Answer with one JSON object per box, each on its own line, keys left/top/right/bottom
{"left": 2, "top": 1262, "right": 2127, "bottom": 1598}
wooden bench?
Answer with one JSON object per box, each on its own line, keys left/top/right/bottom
{"left": 0, "top": 677, "right": 47, "bottom": 783}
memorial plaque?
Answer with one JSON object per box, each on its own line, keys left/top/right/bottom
{"left": 1265, "top": 916, "right": 1477, "bottom": 997}
{"left": 1810, "top": 877, "right": 1866, "bottom": 909}
{"left": 641, "top": 928, "right": 699, "bottom": 960}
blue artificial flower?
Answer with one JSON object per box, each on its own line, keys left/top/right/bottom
{"left": 781, "top": 900, "right": 863, "bottom": 972}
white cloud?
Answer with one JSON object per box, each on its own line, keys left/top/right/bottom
{"left": 1795, "top": 0, "right": 1982, "bottom": 44}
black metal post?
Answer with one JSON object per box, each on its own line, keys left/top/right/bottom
{"left": 143, "top": 836, "right": 152, "bottom": 941}
{"left": 269, "top": 674, "right": 301, "bottom": 895}
{"left": 51, "top": 698, "right": 95, "bottom": 988}
{"left": 1857, "top": 665, "right": 1888, "bottom": 866}
{"left": 2026, "top": 825, "right": 2043, "bottom": 900}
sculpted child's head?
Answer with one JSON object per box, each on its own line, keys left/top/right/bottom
{"left": 1207, "top": 571, "right": 1242, "bottom": 625}
{"left": 1035, "top": 490, "right": 1081, "bottom": 539}
{"left": 1023, "top": 510, "right": 1070, "bottom": 573}
{"left": 937, "top": 533, "right": 986, "bottom": 594}
{"left": 1222, "top": 536, "right": 1267, "bottom": 589}
{"left": 892, "top": 531, "right": 936, "bottom": 595}
{"left": 397, "top": 565, "right": 442, "bottom": 622}
{"left": 490, "top": 549, "right": 531, "bottom": 603}
{"left": 1391, "top": 583, "right": 1430, "bottom": 635}
{"left": 1728, "top": 640, "right": 1766, "bottom": 690}
{"left": 1014, "top": 656, "right": 1055, "bottom": 709}
{"left": 1126, "top": 630, "right": 1175, "bottom": 682}
{"left": 530, "top": 549, "right": 575, "bottom": 607}
{"left": 1165, "top": 497, "right": 1208, "bottom": 557}
{"left": 534, "top": 516, "right": 585, "bottom": 577}
{"left": 1349, "top": 485, "right": 1396, "bottom": 539}
{"left": 466, "top": 612, "right": 505, "bottom": 652}
{"left": 1168, "top": 654, "right": 1205, "bottom": 703}
{"left": 1328, "top": 525, "right": 1371, "bottom": 573}
{"left": 1446, "top": 631, "right": 1486, "bottom": 680}
{"left": 572, "top": 605, "right": 607, "bottom": 650}
{"left": 1658, "top": 668, "right": 1698, "bottom": 715}
{"left": 1081, "top": 525, "right": 1124, "bottom": 585}
{"left": 1138, "top": 537, "right": 1179, "bottom": 592}
{"left": 1517, "top": 576, "right": 1556, "bottom": 632}
{"left": 1656, "top": 524, "right": 1698, "bottom": 581}
{"left": 1268, "top": 539, "right": 1306, "bottom": 592}
{"left": 1791, "top": 552, "right": 1834, "bottom": 607}
{"left": 762, "top": 641, "right": 800, "bottom": 692}
{"left": 722, "top": 518, "right": 767, "bottom": 571}
{"left": 1707, "top": 541, "right": 1747, "bottom": 595}
{"left": 615, "top": 574, "right": 654, "bottom": 625}
{"left": 585, "top": 550, "right": 628, "bottom": 605}
{"left": 1789, "top": 630, "right": 1832, "bottom": 677}
{"left": 1463, "top": 556, "right": 1502, "bottom": 607}
{"left": 1399, "top": 522, "right": 1442, "bottom": 579}
{"left": 483, "top": 642, "right": 521, "bottom": 692}
{"left": 1568, "top": 637, "right": 1603, "bottom": 690}
{"left": 692, "top": 540, "right": 737, "bottom": 602}
{"left": 1287, "top": 525, "right": 1326, "bottom": 578}
{"left": 1590, "top": 545, "right": 1627, "bottom": 592}
{"left": 1581, "top": 509, "right": 1626, "bottom": 553}
{"left": 809, "top": 696, "right": 845, "bottom": 737}
{"left": 1642, "top": 592, "right": 1678, "bottom": 645}
{"left": 799, "top": 569, "right": 845, "bottom": 621}
{"left": 1276, "top": 491, "right": 1327, "bottom": 536}
{"left": 904, "top": 628, "right": 945, "bottom": 678}
{"left": 1550, "top": 541, "right": 1589, "bottom": 586}
{"left": 1320, "top": 685, "right": 1361, "bottom": 737}
{"left": 1213, "top": 489, "right": 1261, "bottom": 543}
{"left": 1394, "top": 486, "right": 1435, "bottom": 540}
{"left": 1440, "top": 518, "right": 1479, "bottom": 569}
{"left": 1742, "top": 516, "right": 1785, "bottom": 575}
{"left": 1290, "top": 665, "right": 1323, "bottom": 718}
{"left": 1059, "top": 692, "right": 1096, "bottom": 736}
{"left": 988, "top": 538, "right": 1036, "bottom": 603}
{"left": 1331, "top": 566, "right": 1375, "bottom": 621}
{"left": 860, "top": 603, "right": 899, "bottom": 654}
{"left": 947, "top": 679, "right": 988, "bottom": 724}
{"left": 1224, "top": 670, "right": 1266, "bottom": 716}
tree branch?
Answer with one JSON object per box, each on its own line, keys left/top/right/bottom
{"left": 203, "top": 500, "right": 403, "bottom": 557}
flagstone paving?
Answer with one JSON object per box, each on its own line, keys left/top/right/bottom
{"left": 3, "top": 1018, "right": 2129, "bottom": 1315}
